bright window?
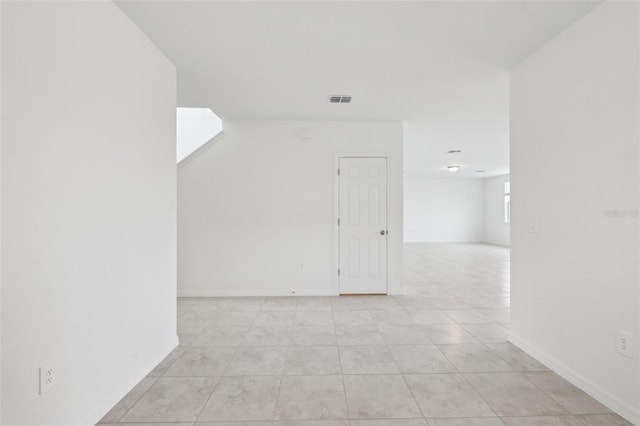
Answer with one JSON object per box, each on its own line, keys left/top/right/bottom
{"left": 504, "top": 181, "right": 511, "bottom": 224}
{"left": 176, "top": 107, "right": 222, "bottom": 163}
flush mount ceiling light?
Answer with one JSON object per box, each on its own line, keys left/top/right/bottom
{"left": 447, "top": 150, "right": 462, "bottom": 154}
{"left": 447, "top": 165, "right": 460, "bottom": 172}
{"left": 329, "top": 95, "right": 352, "bottom": 103}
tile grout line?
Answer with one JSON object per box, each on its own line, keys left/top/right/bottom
{"left": 192, "top": 335, "right": 240, "bottom": 422}
{"left": 106, "top": 375, "right": 160, "bottom": 424}
{"left": 193, "top": 301, "right": 262, "bottom": 423}
{"left": 437, "top": 338, "right": 501, "bottom": 420}
{"left": 333, "top": 305, "right": 352, "bottom": 423}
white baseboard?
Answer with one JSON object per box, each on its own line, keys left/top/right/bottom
{"left": 177, "top": 288, "right": 339, "bottom": 297}
{"left": 482, "top": 241, "right": 511, "bottom": 248}
{"left": 508, "top": 332, "right": 640, "bottom": 425}
{"left": 80, "top": 334, "right": 179, "bottom": 425}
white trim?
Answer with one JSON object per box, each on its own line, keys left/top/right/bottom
{"left": 177, "top": 289, "right": 338, "bottom": 298}
{"left": 508, "top": 332, "right": 640, "bottom": 425}
{"left": 481, "top": 242, "right": 511, "bottom": 248}
{"left": 335, "top": 154, "right": 391, "bottom": 295}
{"left": 333, "top": 155, "right": 341, "bottom": 295}
{"left": 80, "top": 335, "right": 179, "bottom": 426}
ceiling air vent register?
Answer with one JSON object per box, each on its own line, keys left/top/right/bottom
{"left": 329, "top": 96, "right": 352, "bottom": 103}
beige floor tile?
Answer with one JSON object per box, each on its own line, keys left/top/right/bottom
{"left": 421, "top": 325, "right": 479, "bottom": 344}
{"left": 225, "top": 347, "right": 287, "bottom": 376}
{"left": 191, "top": 299, "right": 232, "bottom": 312}
{"left": 99, "top": 377, "right": 157, "bottom": 423}
{"left": 388, "top": 345, "right": 456, "bottom": 373}
{"left": 430, "top": 298, "right": 473, "bottom": 310}
{"left": 121, "top": 377, "right": 218, "bottom": 422}
{"left": 343, "top": 375, "right": 422, "bottom": 419}
{"left": 377, "top": 324, "right": 431, "bottom": 345}
{"left": 274, "top": 375, "right": 348, "bottom": 420}
{"left": 295, "top": 311, "right": 335, "bottom": 326}
{"left": 177, "top": 327, "right": 206, "bottom": 346}
{"left": 148, "top": 347, "right": 185, "bottom": 377}
{"left": 462, "top": 324, "right": 510, "bottom": 343}
{"left": 284, "top": 346, "right": 342, "bottom": 375}
{"left": 363, "top": 298, "right": 403, "bottom": 311}
{"left": 350, "top": 420, "right": 427, "bottom": 426}
{"left": 438, "top": 343, "right": 512, "bottom": 372}
{"left": 408, "top": 310, "right": 455, "bottom": 325}
{"left": 572, "top": 414, "right": 634, "bottom": 425}
{"left": 336, "top": 325, "right": 385, "bottom": 346}
{"left": 523, "top": 372, "right": 612, "bottom": 414}
{"left": 227, "top": 298, "right": 265, "bottom": 312}
{"left": 253, "top": 311, "right": 296, "bottom": 326}
{"left": 101, "top": 423, "right": 193, "bottom": 426}
{"left": 428, "top": 419, "right": 505, "bottom": 426}
{"left": 213, "top": 311, "right": 258, "bottom": 326}
{"left": 297, "top": 298, "right": 333, "bottom": 312}
{"left": 332, "top": 310, "right": 374, "bottom": 326}
{"left": 394, "top": 297, "right": 439, "bottom": 310}
{"left": 262, "top": 297, "right": 298, "bottom": 311}
{"left": 198, "top": 376, "right": 280, "bottom": 421}
{"left": 165, "top": 347, "right": 235, "bottom": 377}
{"left": 178, "top": 310, "right": 220, "bottom": 328}
{"left": 501, "top": 416, "right": 581, "bottom": 426}
{"left": 290, "top": 326, "right": 336, "bottom": 346}
{"left": 404, "top": 373, "right": 495, "bottom": 418}
{"left": 330, "top": 298, "right": 367, "bottom": 311}
{"left": 478, "top": 309, "right": 510, "bottom": 324}
{"left": 102, "top": 244, "right": 582, "bottom": 425}
{"left": 487, "top": 343, "right": 548, "bottom": 372}
{"left": 273, "top": 421, "right": 349, "bottom": 426}
{"left": 198, "top": 423, "right": 270, "bottom": 426}
{"left": 339, "top": 345, "right": 399, "bottom": 374}
{"left": 444, "top": 310, "right": 495, "bottom": 324}
{"left": 369, "top": 310, "right": 415, "bottom": 325}
{"left": 464, "top": 372, "right": 568, "bottom": 416}
{"left": 242, "top": 326, "right": 291, "bottom": 346}
{"left": 192, "top": 326, "right": 249, "bottom": 347}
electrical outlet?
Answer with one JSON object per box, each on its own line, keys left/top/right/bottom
{"left": 39, "top": 364, "right": 56, "bottom": 395}
{"left": 528, "top": 218, "right": 538, "bottom": 234}
{"left": 616, "top": 330, "right": 633, "bottom": 358}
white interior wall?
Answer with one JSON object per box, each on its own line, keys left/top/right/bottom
{"left": 510, "top": 2, "right": 639, "bottom": 422}
{"left": 1, "top": 2, "right": 177, "bottom": 424}
{"left": 178, "top": 120, "right": 403, "bottom": 296}
{"left": 0, "top": 2, "right": 3, "bottom": 420}
{"left": 403, "top": 177, "right": 485, "bottom": 243}
{"left": 484, "top": 174, "right": 510, "bottom": 246}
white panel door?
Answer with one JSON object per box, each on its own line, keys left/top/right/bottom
{"left": 338, "top": 157, "right": 388, "bottom": 294}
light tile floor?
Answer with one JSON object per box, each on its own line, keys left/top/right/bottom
{"left": 99, "top": 243, "right": 631, "bottom": 426}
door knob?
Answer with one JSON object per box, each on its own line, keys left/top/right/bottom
{"left": 380, "top": 230, "right": 387, "bottom": 235}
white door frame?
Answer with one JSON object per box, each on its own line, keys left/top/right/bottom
{"left": 334, "top": 154, "right": 390, "bottom": 295}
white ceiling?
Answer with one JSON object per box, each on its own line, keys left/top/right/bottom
{"left": 116, "top": 0, "right": 600, "bottom": 178}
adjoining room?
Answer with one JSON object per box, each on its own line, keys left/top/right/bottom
{"left": 1, "top": 1, "right": 638, "bottom": 425}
